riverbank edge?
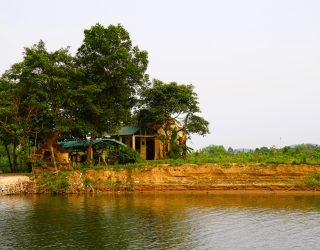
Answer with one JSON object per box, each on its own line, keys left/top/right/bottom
{"left": 1, "top": 163, "right": 320, "bottom": 195}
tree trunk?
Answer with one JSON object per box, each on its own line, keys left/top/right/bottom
{"left": 160, "top": 135, "right": 170, "bottom": 159}
{"left": 45, "top": 131, "right": 60, "bottom": 172}
{"left": 12, "top": 143, "right": 17, "bottom": 172}
{"left": 180, "top": 131, "right": 187, "bottom": 160}
{"left": 4, "top": 144, "right": 13, "bottom": 172}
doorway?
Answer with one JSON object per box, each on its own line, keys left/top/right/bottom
{"left": 146, "top": 138, "right": 155, "bottom": 160}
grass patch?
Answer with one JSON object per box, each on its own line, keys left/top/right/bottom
{"left": 302, "top": 174, "right": 320, "bottom": 187}
{"left": 36, "top": 171, "right": 71, "bottom": 194}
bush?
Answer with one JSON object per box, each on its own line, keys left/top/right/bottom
{"left": 303, "top": 176, "right": 320, "bottom": 187}
{"left": 200, "top": 145, "right": 227, "bottom": 155}
{"left": 168, "top": 144, "right": 182, "bottom": 159}
{"left": 37, "top": 171, "right": 70, "bottom": 194}
{"left": 118, "top": 147, "right": 143, "bottom": 164}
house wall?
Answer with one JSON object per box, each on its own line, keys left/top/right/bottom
{"left": 116, "top": 131, "right": 186, "bottom": 160}
{"left": 118, "top": 135, "right": 148, "bottom": 160}
{"left": 140, "top": 137, "right": 147, "bottom": 160}
{"left": 154, "top": 138, "right": 162, "bottom": 160}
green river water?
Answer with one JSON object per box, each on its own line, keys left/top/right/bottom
{"left": 1, "top": 192, "right": 320, "bottom": 249}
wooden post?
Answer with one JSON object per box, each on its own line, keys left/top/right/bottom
{"left": 132, "top": 135, "right": 136, "bottom": 150}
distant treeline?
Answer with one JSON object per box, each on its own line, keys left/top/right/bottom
{"left": 189, "top": 144, "right": 320, "bottom": 165}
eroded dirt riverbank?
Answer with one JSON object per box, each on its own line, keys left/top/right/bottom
{"left": 1, "top": 163, "right": 320, "bottom": 195}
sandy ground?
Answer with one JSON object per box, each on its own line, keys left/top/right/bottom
{"left": 0, "top": 174, "right": 30, "bottom": 186}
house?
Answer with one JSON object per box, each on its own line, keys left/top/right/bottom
{"left": 112, "top": 124, "right": 187, "bottom": 160}
{"left": 111, "top": 125, "right": 161, "bottom": 160}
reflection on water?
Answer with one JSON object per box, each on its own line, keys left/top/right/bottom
{"left": 1, "top": 192, "right": 320, "bottom": 249}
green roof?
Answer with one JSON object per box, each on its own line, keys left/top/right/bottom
{"left": 115, "top": 125, "right": 143, "bottom": 136}
{"left": 60, "top": 138, "right": 126, "bottom": 150}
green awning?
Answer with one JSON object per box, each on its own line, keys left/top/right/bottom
{"left": 59, "top": 138, "right": 126, "bottom": 150}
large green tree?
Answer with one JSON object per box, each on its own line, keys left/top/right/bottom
{"left": 75, "top": 23, "right": 149, "bottom": 163}
{"left": 137, "top": 79, "right": 209, "bottom": 158}
{"left": 0, "top": 78, "right": 20, "bottom": 171}
{"left": 2, "top": 40, "right": 76, "bottom": 169}
{"left": 0, "top": 23, "right": 149, "bottom": 169}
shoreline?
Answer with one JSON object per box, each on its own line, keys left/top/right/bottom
{"left": 1, "top": 163, "right": 320, "bottom": 195}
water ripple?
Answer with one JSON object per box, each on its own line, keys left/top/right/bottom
{"left": 1, "top": 193, "right": 320, "bottom": 249}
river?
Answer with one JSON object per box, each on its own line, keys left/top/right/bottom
{"left": 1, "top": 192, "right": 320, "bottom": 249}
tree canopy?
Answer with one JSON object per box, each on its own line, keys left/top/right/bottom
{"left": 0, "top": 23, "right": 209, "bottom": 171}
{"left": 0, "top": 41, "right": 78, "bottom": 169}
{"left": 0, "top": 24, "right": 150, "bottom": 167}
{"left": 76, "top": 24, "right": 149, "bottom": 136}
{"left": 137, "top": 79, "right": 209, "bottom": 158}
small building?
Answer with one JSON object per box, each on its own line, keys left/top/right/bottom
{"left": 112, "top": 124, "right": 187, "bottom": 160}
{"left": 112, "top": 125, "right": 164, "bottom": 160}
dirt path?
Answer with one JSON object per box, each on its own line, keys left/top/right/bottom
{"left": 0, "top": 174, "right": 30, "bottom": 189}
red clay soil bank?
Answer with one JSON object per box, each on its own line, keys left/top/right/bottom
{"left": 67, "top": 163, "right": 320, "bottom": 192}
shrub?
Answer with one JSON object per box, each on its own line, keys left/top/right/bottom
{"left": 36, "top": 171, "right": 70, "bottom": 194}
{"left": 118, "top": 147, "right": 143, "bottom": 164}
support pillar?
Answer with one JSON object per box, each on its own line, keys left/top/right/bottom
{"left": 132, "top": 135, "right": 136, "bottom": 150}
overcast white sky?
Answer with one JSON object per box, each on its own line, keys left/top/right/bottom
{"left": 1, "top": 0, "right": 320, "bottom": 149}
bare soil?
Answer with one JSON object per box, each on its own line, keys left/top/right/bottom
{"left": 2, "top": 163, "right": 320, "bottom": 194}
{"left": 0, "top": 174, "right": 30, "bottom": 186}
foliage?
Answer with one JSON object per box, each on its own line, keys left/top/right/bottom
{"left": 303, "top": 174, "right": 320, "bottom": 187}
{"left": 0, "top": 23, "right": 149, "bottom": 171}
{"left": 0, "top": 40, "right": 77, "bottom": 171}
{"left": 75, "top": 23, "right": 149, "bottom": 164}
{"left": 36, "top": 171, "right": 70, "bottom": 194}
{"left": 200, "top": 145, "right": 227, "bottom": 155}
{"left": 188, "top": 144, "right": 320, "bottom": 165}
{"left": 111, "top": 144, "right": 320, "bottom": 167}
{"left": 118, "top": 146, "right": 143, "bottom": 164}
{"left": 3, "top": 40, "right": 76, "bottom": 139}
{"left": 0, "top": 157, "right": 10, "bottom": 173}
{"left": 121, "top": 144, "right": 320, "bottom": 167}
{"left": 76, "top": 24, "right": 148, "bottom": 133}
{"left": 168, "top": 129, "right": 184, "bottom": 159}
{"left": 137, "top": 79, "right": 209, "bottom": 158}
{"left": 4, "top": 143, "right": 320, "bottom": 173}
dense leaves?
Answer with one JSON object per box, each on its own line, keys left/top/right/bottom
{"left": 0, "top": 23, "right": 209, "bottom": 171}
{"left": 137, "top": 79, "right": 209, "bottom": 158}
{"left": 0, "top": 24, "right": 150, "bottom": 170}
{"left": 0, "top": 42, "right": 76, "bottom": 170}
{"left": 76, "top": 24, "right": 149, "bottom": 135}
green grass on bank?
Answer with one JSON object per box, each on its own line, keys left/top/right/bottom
{"left": 1, "top": 144, "right": 320, "bottom": 173}
{"left": 112, "top": 145, "right": 320, "bottom": 169}
{"left": 302, "top": 174, "right": 320, "bottom": 187}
